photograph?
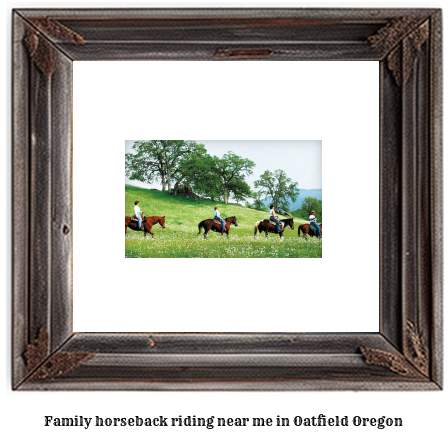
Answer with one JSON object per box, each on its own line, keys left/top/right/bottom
{"left": 125, "top": 140, "right": 322, "bottom": 258}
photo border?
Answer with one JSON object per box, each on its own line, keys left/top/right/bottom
{"left": 12, "top": 8, "right": 442, "bottom": 390}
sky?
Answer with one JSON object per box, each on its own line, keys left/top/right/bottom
{"left": 125, "top": 140, "right": 322, "bottom": 200}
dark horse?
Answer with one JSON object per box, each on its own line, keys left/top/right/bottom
{"left": 298, "top": 223, "right": 322, "bottom": 240}
{"left": 125, "top": 214, "right": 166, "bottom": 238}
{"left": 197, "top": 216, "right": 238, "bottom": 239}
{"left": 254, "top": 218, "right": 294, "bottom": 240}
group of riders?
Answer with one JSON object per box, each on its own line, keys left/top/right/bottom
{"left": 267, "top": 203, "right": 321, "bottom": 237}
{"left": 132, "top": 200, "right": 321, "bottom": 237}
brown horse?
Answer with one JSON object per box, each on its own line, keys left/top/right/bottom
{"left": 298, "top": 223, "right": 322, "bottom": 240}
{"left": 254, "top": 217, "right": 294, "bottom": 240}
{"left": 198, "top": 216, "right": 238, "bottom": 239}
{"left": 125, "top": 214, "right": 166, "bottom": 238}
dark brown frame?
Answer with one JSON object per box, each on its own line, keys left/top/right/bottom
{"left": 12, "top": 8, "right": 442, "bottom": 390}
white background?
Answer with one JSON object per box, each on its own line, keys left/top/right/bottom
{"left": 2, "top": 1, "right": 446, "bottom": 438}
{"left": 73, "top": 61, "right": 378, "bottom": 332}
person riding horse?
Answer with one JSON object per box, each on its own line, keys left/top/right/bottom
{"left": 134, "top": 200, "right": 145, "bottom": 230}
{"left": 213, "top": 205, "right": 226, "bottom": 233}
{"left": 309, "top": 210, "right": 321, "bottom": 237}
{"left": 269, "top": 204, "right": 281, "bottom": 233}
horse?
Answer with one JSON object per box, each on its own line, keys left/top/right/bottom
{"left": 298, "top": 223, "right": 322, "bottom": 240}
{"left": 125, "top": 214, "right": 166, "bottom": 238}
{"left": 197, "top": 216, "right": 238, "bottom": 239}
{"left": 254, "top": 217, "right": 294, "bottom": 240}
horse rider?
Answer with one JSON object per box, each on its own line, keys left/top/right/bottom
{"left": 269, "top": 204, "right": 281, "bottom": 233}
{"left": 214, "top": 205, "right": 226, "bottom": 233}
{"left": 134, "top": 200, "right": 145, "bottom": 230}
{"left": 309, "top": 210, "right": 321, "bottom": 237}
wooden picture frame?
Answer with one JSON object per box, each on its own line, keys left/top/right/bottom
{"left": 12, "top": 8, "right": 442, "bottom": 390}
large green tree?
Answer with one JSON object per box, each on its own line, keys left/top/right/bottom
{"left": 229, "top": 179, "right": 252, "bottom": 205}
{"left": 254, "top": 169, "right": 300, "bottom": 211}
{"left": 173, "top": 153, "right": 221, "bottom": 198}
{"left": 212, "top": 152, "right": 255, "bottom": 204}
{"left": 125, "top": 140, "right": 206, "bottom": 191}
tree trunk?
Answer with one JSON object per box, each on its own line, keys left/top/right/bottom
{"left": 167, "top": 169, "right": 172, "bottom": 192}
{"left": 160, "top": 171, "right": 167, "bottom": 191}
{"left": 161, "top": 176, "right": 167, "bottom": 191}
{"left": 173, "top": 175, "right": 186, "bottom": 196}
{"left": 223, "top": 188, "right": 228, "bottom": 204}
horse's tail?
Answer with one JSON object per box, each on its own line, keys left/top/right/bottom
{"left": 298, "top": 224, "right": 302, "bottom": 237}
{"left": 198, "top": 221, "right": 204, "bottom": 235}
{"left": 254, "top": 221, "right": 260, "bottom": 237}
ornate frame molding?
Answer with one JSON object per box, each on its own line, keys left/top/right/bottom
{"left": 12, "top": 8, "right": 442, "bottom": 390}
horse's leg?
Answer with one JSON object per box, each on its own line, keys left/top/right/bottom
{"left": 125, "top": 226, "right": 127, "bottom": 236}
{"left": 265, "top": 231, "right": 269, "bottom": 238}
{"left": 148, "top": 228, "right": 155, "bottom": 239}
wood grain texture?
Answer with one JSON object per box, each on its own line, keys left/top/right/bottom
{"left": 12, "top": 13, "right": 30, "bottom": 388}
{"left": 429, "top": 10, "right": 443, "bottom": 388}
{"left": 12, "top": 7, "right": 443, "bottom": 391}
{"left": 379, "top": 59, "right": 402, "bottom": 350}
{"left": 28, "top": 54, "right": 52, "bottom": 346}
{"left": 50, "top": 49, "right": 74, "bottom": 350}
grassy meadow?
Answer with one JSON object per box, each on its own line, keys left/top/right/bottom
{"left": 125, "top": 185, "right": 322, "bottom": 258}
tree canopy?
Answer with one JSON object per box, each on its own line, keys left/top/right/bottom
{"left": 211, "top": 152, "right": 255, "bottom": 204}
{"left": 125, "top": 140, "right": 206, "bottom": 191}
{"left": 254, "top": 169, "right": 300, "bottom": 211}
{"left": 172, "top": 152, "right": 217, "bottom": 196}
{"left": 228, "top": 178, "right": 252, "bottom": 205}
{"left": 126, "top": 142, "right": 255, "bottom": 204}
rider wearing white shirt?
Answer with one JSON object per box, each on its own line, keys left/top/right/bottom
{"left": 214, "top": 205, "right": 226, "bottom": 233}
{"left": 134, "top": 201, "right": 143, "bottom": 229}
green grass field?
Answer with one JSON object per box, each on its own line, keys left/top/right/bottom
{"left": 125, "top": 184, "right": 322, "bottom": 258}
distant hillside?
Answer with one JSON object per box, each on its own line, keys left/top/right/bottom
{"left": 262, "top": 189, "right": 322, "bottom": 212}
